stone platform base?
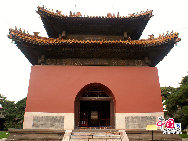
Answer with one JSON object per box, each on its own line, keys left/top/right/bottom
{"left": 6, "top": 129, "right": 182, "bottom": 141}
{"left": 7, "top": 129, "right": 65, "bottom": 141}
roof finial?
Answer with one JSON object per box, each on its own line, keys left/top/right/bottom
{"left": 117, "top": 12, "right": 120, "bottom": 17}
{"left": 128, "top": 36, "right": 132, "bottom": 41}
{"left": 76, "top": 12, "right": 82, "bottom": 17}
{"left": 70, "top": 11, "right": 72, "bottom": 16}
{"left": 33, "top": 32, "right": 40, "bottom": 37}
{"left": 148, "top": 34, "right": 154, "bottom": 39}
{"left": 107, "top": 13, "right": 112, "bottom": 18}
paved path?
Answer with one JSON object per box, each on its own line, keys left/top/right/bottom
{"left": 0, "top": 139, "right": 6, "bottom": 141}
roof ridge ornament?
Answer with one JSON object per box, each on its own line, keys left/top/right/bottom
{"left": 33, "top": 32, "right": 40, "bottom": 37}
{"left": 8, "top": 28, "right": 181, "bottom": 46}
{"left": 37, "top": 6, "right": 153, "bottom": 19}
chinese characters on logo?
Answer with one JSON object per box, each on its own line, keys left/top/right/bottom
{"left": 156, "top": 116, "right": 182, "bottom": 134}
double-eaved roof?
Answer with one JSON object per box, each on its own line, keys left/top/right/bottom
{"left": 37, "top": 6, "right": 153, "bottom": 40}
{"left": 8, "top": 6, "right": 181, "bottom": 66}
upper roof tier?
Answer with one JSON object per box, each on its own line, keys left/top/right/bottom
{"left": 8, "top": 28, "right": 180, "bottom": 66}
{"left": 37, "top": 6, "right": 153, "bottom": 40}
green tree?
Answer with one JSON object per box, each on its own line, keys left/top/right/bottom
{"left": 0, "top": 95, "right": 27, "bottom": 130}
{"left": 161, "top": 86, "right": 176, "bottom": 101}
{"left": 15, "top": 97, "right": 27, "bottom": 129}
{"left": 180, "top": 75, "right": 188, "bottom": 86}
{"left": 174, "top": 76, "right": 188, "bottom": 130}
{"left": 1, "top": 98, "right": 16, "bottom": 130}
{"left": 161, "top": 73, "right": 188, "bottom": 130}
{"left": 3, "top": 101, "right": 16, "bottom": 129}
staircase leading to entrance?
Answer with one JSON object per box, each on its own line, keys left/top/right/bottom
{"left": 63, "top": 129, "right": 129, "bottom": 141}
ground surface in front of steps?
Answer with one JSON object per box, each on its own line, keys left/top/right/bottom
{"left": 6, "top": 129, "right": 183, "bottom": 141}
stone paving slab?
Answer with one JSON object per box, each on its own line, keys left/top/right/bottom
{"left": 71, "top": 135, "right": 92, "bottom": 139}
{"left": 72, "top": 132, "right": 118, "bottom": 135}
{"left": 89, "top": 139, "right": 107, "bottom": 141}
{"left": 70, "top": 139, "right": 88, "bottom": 141}
{"left": 88, "top": 139, "right": 121, "bottom": 141}
{"left": 92, "top": 135, "right": 121, "bottom": 139}
{"left": 107, "top": 139, "right": 122, "bottom": 141}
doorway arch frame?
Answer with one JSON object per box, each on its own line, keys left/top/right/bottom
{"left": 74, "top": 83, "right": 115, "bottom": 129}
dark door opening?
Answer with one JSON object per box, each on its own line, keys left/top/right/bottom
{"left": 75, "top": 83, "right": 115, "bottom": 129}
{"left": 79, "top": 101, "right": 110, "bottom": 127}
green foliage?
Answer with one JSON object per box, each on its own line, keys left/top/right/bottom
{"left": 180, "top": 75, "right": 188, "bottom": 86}
{"left": 179, "top": 133, "right": 188, "bottom": 138}
{"left": 161, "top": 73, "right": 188, "bottom": 130}
{"left": 0, "top": 95, "right": 26, "bottom": 130}
{"left": 175, "top": 106, "right": 188, "bottom": 130}
{"left": 15, "top": 97, "right": 27, "bottom": 129}
{"left": 161, "top": 86, "right": 176, "bottom": 101}
{"left": 161, "top": 87, "right": 178, "bottom": 118}
{"left": 0, "top": 131, "right": 9, "bottom": 139}
{"left": 2, "top": 100, "right": 17, "bottom": 130}
{"left": 176, "top": 76, "right": 188, "bottom": 130}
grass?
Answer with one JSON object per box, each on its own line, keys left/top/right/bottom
{"left": 179, "top": 133, "right": 188, "bottom": 138}
{"left": 0, "top": 131, "right": 9, "bottom": 139}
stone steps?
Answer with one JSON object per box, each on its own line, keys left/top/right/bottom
{"left": 67, "top": 130, "right": 129, "bottom": 141}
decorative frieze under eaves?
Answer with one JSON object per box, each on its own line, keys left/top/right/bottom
{"left": 38, "top": 57, "right": 151, "bottom": 66}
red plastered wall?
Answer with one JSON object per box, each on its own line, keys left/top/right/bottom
{"left": 25, "top": 66, "right": 163, "bottom": 113}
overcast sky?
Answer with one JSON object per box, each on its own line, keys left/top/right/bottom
{"left": 0, "top": 0, "right": 188, "bottom": 102}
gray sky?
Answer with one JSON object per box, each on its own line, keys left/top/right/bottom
{"left": 0, "top": 0, "right": 188, "bottom": 102}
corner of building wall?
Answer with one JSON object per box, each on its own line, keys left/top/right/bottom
{"left": 23, "top": 112, "right": 34, "bottom": 129}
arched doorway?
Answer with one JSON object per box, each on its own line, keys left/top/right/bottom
{"left": 75, "top": 83, "right": 115, "bottom": 129}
